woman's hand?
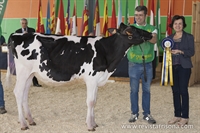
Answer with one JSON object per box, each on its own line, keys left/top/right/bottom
{"left": 171, "top": 49, "right": 184, "bottom": 55}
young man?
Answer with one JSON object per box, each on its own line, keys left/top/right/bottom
{"left": 15, "top": 18, "right": 42, "bottom": 87}
{"left": 127, "top": 6, "right": 157, "bottom": 124}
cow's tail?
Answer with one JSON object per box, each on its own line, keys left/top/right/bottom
{"left": 6, "top": 66, "right": 11, "bottom": 88}
{"left": 6, "top": 48, "right": 12, "bottom": 88}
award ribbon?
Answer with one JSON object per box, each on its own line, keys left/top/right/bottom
{"left": 161, "top": 38, "right": 174, "bottom": 86}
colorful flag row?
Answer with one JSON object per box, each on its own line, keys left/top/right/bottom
{"left": 36, "top": 0, "right": 77, "bottom": 35}
{"left": 36, "top": 0, "right": 172, "bottom": 40}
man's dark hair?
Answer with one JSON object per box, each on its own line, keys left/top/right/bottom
{"left": 169, "top": 15, "right": 187, "bottom": 29}
{"left": 135, "top": 6, "right": 148, "bottom": 15}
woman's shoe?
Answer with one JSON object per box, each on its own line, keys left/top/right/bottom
{"left": 177, "top": 118, "right": 189, "bottom": 126}
{"left": 168, "top": 117, "right": 181, "bottom": 124}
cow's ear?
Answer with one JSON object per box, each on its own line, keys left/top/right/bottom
{"left": 108, "top": 28, "right": 117, "bottom": 35}
{"left": 122, "top": 26, "right": 133, "bottom": 35}
{"left": 119, "top": 23, "right": 127, "bottom": 31}
{"left": 119, "top": 22, "right": 126, "bottom": 27}
{"left": 126, "top": 31, "right": 132, "bottom": 36}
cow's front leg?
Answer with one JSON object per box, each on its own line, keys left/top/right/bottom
{"left": 23, "top": 75, "right": 36, "bottom": 126}
{"left": 86, "top": 82, "right": 98, "bottom": 131}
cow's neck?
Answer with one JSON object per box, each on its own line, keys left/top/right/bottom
{"left": 101, "top": 34, "right": 131, "bottom": 54}
{"left": 94, "top": 34, "right": 131, "bottom": 73}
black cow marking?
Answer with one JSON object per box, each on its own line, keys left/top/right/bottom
{"left": 93, "top": 35, "right": 127, "bottom": 73}
{"left": 82, "top": 69, "right": 85, "bottom": 74}
{"left": 80, "top": 37, "right": 88, "bottom": 44}
{"left": 10, "top": 33, "right": 36, "bottom": 59}
{"left": 37, "top": 36, "right": 94, "bottom": 81}
{"left": 22, "top": 35, "right": 35, "bottom": 49}
{"left": 92, "top": 71, "right": 97, "bottom": 76}
{"left": 21, "top": 49, "right": 30, "bottom": 56}
{"left": 89, "top": 72, "right": 91, "bottom": 75}
{"left": 27, "top": 49, "right": 38, "bottom": 60}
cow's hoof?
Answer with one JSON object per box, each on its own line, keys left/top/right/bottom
{"left": 30, "top": 122, "right": 36, "bottom": 126}
{"left": 21, "top": 127, "right": 29, "bottom": 130}
{"left": 88, "top": 128, "right": 95, "bottom": 131}
{"left": 94, "top": 124, "right": 98, "bottom": 128}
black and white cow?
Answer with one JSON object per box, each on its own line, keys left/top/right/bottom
{"left": 9, "top": 23, "right": 152, "bottom": 131}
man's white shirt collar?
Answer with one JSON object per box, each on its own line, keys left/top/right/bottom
{"left": 136, "top": 23, "right": 147, "bottom": 26}
{"left": 22, "top": 27, "right": 27, "bottom": 32}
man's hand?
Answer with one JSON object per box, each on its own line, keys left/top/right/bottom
{"left": 149, "top": 33, "right": 157, "bottom": 44}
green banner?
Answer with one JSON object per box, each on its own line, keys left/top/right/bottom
{"left": 0, "top": 0, "right": 8, "bottom": 36}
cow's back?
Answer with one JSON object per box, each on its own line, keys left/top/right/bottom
{"left": 11, "top": 33, "right": 99, "bottom": 83}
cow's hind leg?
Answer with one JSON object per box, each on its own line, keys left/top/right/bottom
{"left": 14, "top": 65, "right": 32, "bottom": 130}
{"left": 86, "top": 82, "right": 98, "bottom": 131}
{"left": 22, "top": 74, "right": 36, "bottom": 126}
{"left": 14, "top": 88, "right": 28, "bottom": 130}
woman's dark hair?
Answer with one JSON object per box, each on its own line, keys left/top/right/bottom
{"left": 169, "top": 15, "right": 187, "bottom": 29}
{"left": 135, "top": 6, "right": 148, "bottom": 15}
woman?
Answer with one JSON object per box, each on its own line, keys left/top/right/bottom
{"left": 167, "top": 15, "right": 195, "bottom": 126}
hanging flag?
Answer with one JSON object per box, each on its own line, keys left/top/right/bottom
{"left": 102, "top": 0, "right": 109, "bottom": 37}
{"left": 124, "top": 0, "right": 129, "bottom": 25}
{"left": 183, "top": 0, "right": 185, "bottom": 15}
{"left": 71, "top": 0, "right": 77, "bottom": 35}
{"left": 0, "top": 0, "right": 8, "bottom": 37}
{"left": 46, "top": 0, "right": 51, "bottom": 34}
{"left": 55, "top": 0, "right": 60, "bottom": 30}
{"left": 146, "top": 0, "right": 149, "bottom": 9}
{"left": 65, "top": 0, "right": 70, "bottom": 35}
{"left": 166, "top": 0, "right": 172, "bottom": 37}
{"left": 55, "top": 0, "right": 65, "bottom": 35}
{"left": 55, "top": 0, "right": 60, "bottom": 19}
{"left": 111, "top": 0, "right": 116, "bottom": 28}
{"left": 36, "top": 0, "right": 45, "bottom": 33}
{"left": 156, "top": 0, "right": 161, "bottom": 61}
{"left": 156, "top": 0, "right": 161, "bottom": 44}
{"left": 150, "top": 0, "right": 155, "bottom": 26}
{"left": 140, "top": 0, "right": 144, "bottom": 6}
{"left": 117, "top": 0, "right": 122, "bottom": 27}
{"left": 134, "top": 0, "right": 139, "bottom": 23}
{"left": 50, "top": 1, "right": 56, "bottom": 34}
{"left": 82, "top": 4, "right": 89, "bottom": 36}
{"left": 0, "top": 0, "right": 8, "bottom": 28}
{"left": 149, "top": 0, "right": 159, "bottom": 79}
{"left": 93, "top": 0, "right": 100, "bottom": 36}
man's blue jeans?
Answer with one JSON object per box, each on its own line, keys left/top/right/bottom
{"left": 129, "top": 62, "right": 153, "bottom": 116}
{"left": 0, "top": 81, "right": 5, "bottom": 107}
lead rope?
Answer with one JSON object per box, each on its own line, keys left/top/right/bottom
{"left": 139, "top": 37, "right": 147, "bottom": 82}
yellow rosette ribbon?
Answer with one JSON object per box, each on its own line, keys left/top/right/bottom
{"left": 161, "top": 38, "right": 174, "bottom": 86}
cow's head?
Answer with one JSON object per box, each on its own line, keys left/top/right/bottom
{"left": 108, "top": 23, "right": 152, "bottom": 45}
